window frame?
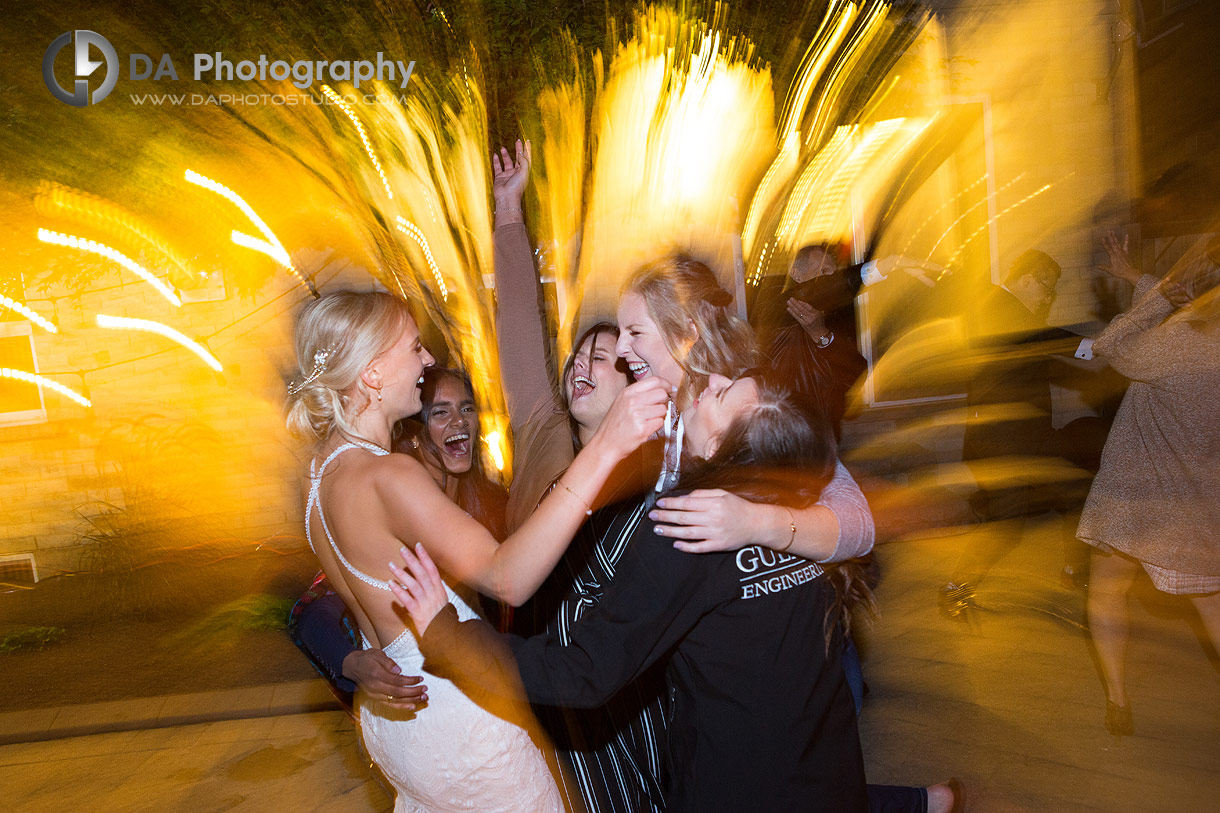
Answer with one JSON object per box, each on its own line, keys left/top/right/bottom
{"left": 0, "top": 320, "right": 49, "bottom": 427}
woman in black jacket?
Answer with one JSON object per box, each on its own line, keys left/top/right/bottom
{"left": 391, "top": 371, "right": 869, "bottom": 813}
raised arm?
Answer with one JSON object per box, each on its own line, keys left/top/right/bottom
{"left": 382, "top": 378, "right": 670, "bottom": 606}
{"left": 1091, "top": 275, "right": 1183, "bottom": 382}
{"left": 492, "top": 139, "right": 556, "bottom": 429}
{"left": 648, "top": 459, "right": 874, "bottom": 562}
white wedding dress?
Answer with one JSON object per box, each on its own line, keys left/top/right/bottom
{"left": 307, "top": 442, "right": 563, "bottom": 813}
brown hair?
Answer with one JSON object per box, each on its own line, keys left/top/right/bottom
{"left": 560, "top": 321, "right": 632, "bottom": 450}
{"left": 676, "top": 372, "right": 875, "bottom": 650}
{"left": 395, "top": 367, "right": 508, "bottom": 539}
{"left": 622, "top": 253, "right": 758, "bottom": 409}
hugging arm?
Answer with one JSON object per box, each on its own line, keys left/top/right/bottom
{"left": 383, "top": 379, "right": 668, "bottom": 606}
{"left": 395, "top": 526, "right": 711, "bottom": 709}
{"left": 651, "top": 460, "right": 874, "bottom": 562}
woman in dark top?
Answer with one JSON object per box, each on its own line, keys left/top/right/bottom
{"left": 391, "top": 371, "right": 869, "bottom": 813}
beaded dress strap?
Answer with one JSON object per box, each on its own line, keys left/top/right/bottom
{"left": 305, "top": 441, "right": 393, "bottom": 592}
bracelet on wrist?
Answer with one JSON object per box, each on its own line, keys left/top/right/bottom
{"left": 777, "top": 507, "right": 797, "bottom": 552}
{"left": 555, "top": 480, "right": 593, "bottom": 516}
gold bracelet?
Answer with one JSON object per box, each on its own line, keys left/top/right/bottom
{"left": 777, "top": 507, "right": 797, "bottom": 552}
{"left": 556, "top": 480, "right": 593, "bottom": 516}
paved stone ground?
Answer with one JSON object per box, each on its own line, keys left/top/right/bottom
{"left": 0, "top": 711, "right": 392, "bottom": 812}
{"left": 2, "top": 518, "right": 1217, "bottom": 811}
{"left": 858, "top": 519, "right": 1220, "bottom": 811}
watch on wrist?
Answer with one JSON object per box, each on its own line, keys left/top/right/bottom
{"left": 813, "top": 330, "right": 834, "bottom": 348}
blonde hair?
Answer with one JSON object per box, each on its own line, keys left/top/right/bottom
{"left": 285, "top": 291, "right": 413, "bottom": 443}
{"left": 623, "top": 254, "right": 758, "bottom": 409}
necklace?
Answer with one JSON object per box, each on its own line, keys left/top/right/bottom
{"left": 339, "top": 435, "right": 389, "bottom": 455}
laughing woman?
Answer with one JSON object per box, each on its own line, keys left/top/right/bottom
{"left": 284, "top": 290, "right": 668, "bottom": 812}
{"left": 392, "top": 371, "right": 869, "bottom": 812}
{"left": 399, "top": 366, "right": 509, "bottom": 541}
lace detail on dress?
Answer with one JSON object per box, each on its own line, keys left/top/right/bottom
{"left": 305, "top": 441, "right": 393, "bottom": 592}
{"left": 306, "top": 441, "right": 562, "bottom": 811}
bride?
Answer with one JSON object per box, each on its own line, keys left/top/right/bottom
{"left": 284, "top": 290, "right": 668, "bottom": 811}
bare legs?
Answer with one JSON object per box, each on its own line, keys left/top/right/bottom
{"left": 1087, "top": 549, "right": 1140, "bottom": 707}
{"left": 1088, "top": 549, "right": 1220, "bottom": 736}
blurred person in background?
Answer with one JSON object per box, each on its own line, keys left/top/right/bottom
{"left": 1078, "top": 233, "right": 1220, "bottom": 736}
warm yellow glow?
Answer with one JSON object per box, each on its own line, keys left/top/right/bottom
{"left": 35, "top": 182, "right": 198, "bottom": 289}
{"left": 37, "top": 228, "right": 182, "bottom": 307}
{"left": 95, "top": 314, "right": 223, "bottom": 372}
{"left": 483, "top": 429, "right": 506, "bottom": 473}
{"left": 0, "top": 294, "right": 58, "bottom": 334}
{"left": 898, "top": 173, "right": 990, "bottom": 257}
{"left": 230, "top": 230, "right": 289, "bottom": 266}
{"left": 942, "top": 182, "right": 1055, "bottom": 273}
{"left": 394, "top": 216, "right": 448, "bottom": 300}
{"left": 553, "top": 5, "right": 774, "bottom": 351}
{"left": 183, "top": 169, "right": 312, "bottom": 293}
{"left": 320, "top": 84, "right": 394, "bottom": 201}
{"left": 0, "top": 368, "right": 91, "bottom": 408}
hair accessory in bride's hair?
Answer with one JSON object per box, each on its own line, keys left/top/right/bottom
{"left": 703, "top": 288, "right": 733, "bottom": 307}
{"left": 288, "top": 344, "right": 336, "bottom": 395}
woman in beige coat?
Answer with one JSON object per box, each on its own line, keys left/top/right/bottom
{"left": 1079, "top": 233, "right": 1220, "bottom": 735}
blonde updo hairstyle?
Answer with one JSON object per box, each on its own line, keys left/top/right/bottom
{"left": 623, "top": 253, "right": 759, "bottom": 410}
{"left": 285, "top": 290, "right": 413, "bottom": 443}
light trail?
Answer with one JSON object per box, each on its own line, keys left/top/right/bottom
{"left": 320, "top": 84, "right": 395, "bottom": 201}
{"left": 0, "top": 368, "right": 91, "bottom": 408}
{"left": 394, "top": 216, "right": 448, "bottom": 301}
{"left": 37, "top": 228, "right": 182, "bottom": 307}
{"left": 183, "top": 169, "right": 316, "bottom": 296}
{"left": 95, "top": 314, "right": 223, "bottom": 372}
{"left": 0, "top": 294, "right": 58, "bottom": 334}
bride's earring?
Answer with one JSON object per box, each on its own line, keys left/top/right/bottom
{"left": 375, "top": 385, "right": 383, "bottom": 402}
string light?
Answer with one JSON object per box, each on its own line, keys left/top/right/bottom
{"left": 183, "top": 169, "right": 315, "bottom": 296}
{"left": 95, "top": 314, "right": 223, "bottom": 372}
{"left": 0, "top": 368, "right": 91, "bottom": 408}
{"left": 321, "top": 84, "right": 394, "bottom": 200}
{"left": 37, "top": 229, "right": 182, "bottom": 307}
{"left": 395, "top": 216, "right": 448, "bottom": 300}
{"left": 0, "top": 294, "right": 58, "bottom": 333}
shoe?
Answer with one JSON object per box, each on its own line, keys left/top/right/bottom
{"left": 1105, "top": 700, "right": 1133, "bottom": 736}
{"left": 947, "top": 778, "right": 965, "bottom": 813}
{"left": 938, "top": 581, "right": 976, "bottom": 620}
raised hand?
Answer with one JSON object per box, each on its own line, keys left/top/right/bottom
{"left": 589, "top": 377, "right": 671, "bottom": 458}
{"left": 342, "top": 649, "right": 428, "bottom": 710}
{"left": 1097, "top": 230, "right": 1140, "bottom": 284}
{"left": 389, "top": 544, "right": 450, "bottom": 636}
{"left": 492, "top": 139, "right": 531, "bottom": 209}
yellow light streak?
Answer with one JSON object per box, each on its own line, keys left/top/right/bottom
{"left": 395, "top": 216, "right": 448, "bottom": 300}
{"left": 37, "top": 228, "right": 182, "bottom": 307}
{"left": 0, "top": 368, "right": 91, "bottom": 408}
{"left": 921, "top": 173, "right": 1027, "bottom": 263}
{"left": 95, "top": 314, "right": 223, "bottom": 372}
{"left": 483, "top": 430, "right": 506, "bottom": 473}
{"left": 943, "top": 182, "right": 1055, "bottom": 272}
{"left": 183, "top": 169, "right": 313, "bottom": 294}
{"left": 897, "top": 173, "right": 990, "bottom": 257}
{"left": 35, "top": 182, "right": 198, "bottom": 289}
{"left": 321, "top": 84, "right": 394, "bottom": 201}
{"left": 0, "top": 294, "right": 57, "bottom": 333}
